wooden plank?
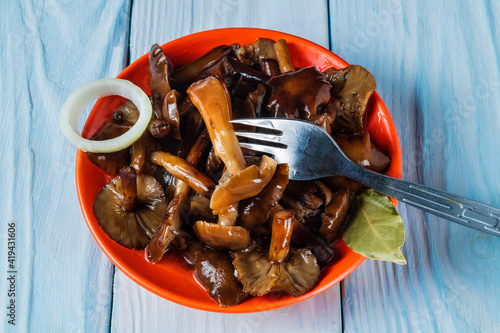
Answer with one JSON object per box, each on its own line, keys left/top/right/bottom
{"left": 329, "top": 0, "right": 500, "bottom": 331}
{"left": 0, "top": 1, "right": 131, "bottom": 332}
{"left": 112, "top": 270, "right": 341, "bottom": 333}
{"left": 110, "top": 1, "right": 341, "bottom": 332}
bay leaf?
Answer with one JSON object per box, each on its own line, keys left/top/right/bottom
{"left": 343, "top": 189, "right": 407, "bottom": 265}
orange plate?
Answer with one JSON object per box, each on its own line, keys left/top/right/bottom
{"left": 76, "top": 28, "right": 403, "bottom": 313}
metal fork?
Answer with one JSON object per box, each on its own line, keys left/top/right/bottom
{"left": 231, "top": 118, "right": 500, "bottom": 237}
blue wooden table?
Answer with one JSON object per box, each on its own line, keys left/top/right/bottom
{"left": 2, "top": 1, "right": 499, "bottom": 332}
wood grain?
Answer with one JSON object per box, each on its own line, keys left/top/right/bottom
{"left": 3, "top": 0, "right": 500, "bottom": 332}
{"left": 329, "top": 0, "right": 500, "bottom": 332}
{"left": 1, "top": 1, "right": 130, "bottom": 332}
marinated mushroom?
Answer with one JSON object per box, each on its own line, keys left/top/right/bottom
{"left": 234, "top": 38, "right": 278, "bottom": 67}
{"left": 93, "top": 166, "right": 167, "bottom": 249}
{"left": 171, "top": 45, "right": 233, "bottom": 90}
{"left": 85, "top": 38, "right": 394, "bottom": 308}
{"left": 187, "top": 75, "right": 247, "bottom": 227}
{"left": 193, "top": 221, "right": 251, "bottom": 251}
{"left": 187, "top": 76, "right": 246, "bottom": 175}
{"left": 148, "top": 43, "right": 172, "bottom": 118}
{"left": 160, "top": 90, "right": 183, "bottom": 141}
{"left": 273, "top": 39, "right": 295, "bottom": 73}
{"left": 319, "top": 189, "right": 352, "bottom": 243}
{"left": 145, "top": 189, "right": 188, "bottom": 263}
{"left": 237, "top": 163, "right": 289, "bottom": 231}
{"left": 151, "top": 151, "right": 216, "bottom": 198}
{"left": 210, "top": 155, "right": 277, "bottom": 214}
{"left": 267, "top": 67, "right": 332, "bottom": 119}
{"left": 181, "top": 240, "right": 248, "bottom": 307}
{"left": 232, "top": 209, "right": 320, "bottom": 297}
{"left": 324, "top": 65, "right": 376, "bottom": 133}
{"left": 187, "top": 76, "right": 274, "bottom": 249}
{"left": 86, "top": 119, "right": 131, "bottom": 174}
{"left": 146, "top": 131, "right": 212, "bottom": 262}
{"left": 333, "top": 132, "right": 391, "bottom": 173}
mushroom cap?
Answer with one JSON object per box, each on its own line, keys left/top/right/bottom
{"left": 235, "top": 38, "right": 277, "bottom": 66}
{"left": 86, "top": 119, "right": 132, "bottom": 174}
{"left": 232, "top": 246, "right": 320, "bottom": 297}
{"left": 267, "top": 67, "right": 332, "bottom": 119}
{"left": 333, "top": 132, "right": 391, "bottom": 173}
{"left": 210, "top": 155, "right": 278, "bottom": 213}
{"left": 93, "top": 174, "right": 167, "bottom": 249}
{"left": 237, "top": 163, "right": 289, "bottom": 231}
{"left": 324, "top": 65, "right": 376, "bottom": 133}
{"left": 193, "top": 247, "right": 248, "bottom": 307}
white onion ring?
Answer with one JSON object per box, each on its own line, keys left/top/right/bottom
{"left": 59, "top": 78, "right": 152, "bottom": 153}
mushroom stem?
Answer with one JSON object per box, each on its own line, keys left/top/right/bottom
{"left": 119, "top": 166, "right": 137, "bottom": 212}
{"left": 151, "top": 151, "right": 216, "bottom": 198}
{"left": 131, "top": 135, "right": 146, "bottom": 172}
{"left": 269, "top": 209, "right": 295, "bottom": 264}
{"left": 273, "top": 39, "right": 295, "bottom": 73}
{"left": 187, "top": 76, "right": 246, "bottom": 175}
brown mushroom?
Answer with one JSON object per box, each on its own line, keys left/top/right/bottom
{"left": 176, "top": 110, "right": 205, "bottom": 158}
{"left": 161, "top": 90, "right": 183, "bottom": 140}
{"left": 205, "top": 147, "right": 224, "bottom": 181}
{"left": 210, "top": 155, "right": 277, "bottom": 214}
{"left": 324, "top": 65, "right": 376, "bottom": 133}
{"left": 234, "top": 38, "right": 277, "bottom": 67}
{"left": 283, "top": 180, "right": 325, "bottom": 210}
{"left": 309, "top": 113, "right": 334, "bottom": 135}
{"left": 232, "top": 209, "right": 320, "bottom": 297}
{"left": 192, "top": 246, "right": 248, "bottom": 307}
{"left": 273, "top": 39, "right": 295, "bottom": 73}
{"left": 86, "top": 119, "right": 131, "bottom": 174}
{"left": 237, "top": 163, "right": 289, "bottom": 231}
{"left": 193, "top": 221, "right": 250, "bottom": 251}
{"left": 333, "top": 132, "right": 391, "bottom": 173}
{"left": 266, "top": 204, "right": 335, "bottom": 267}
{"left": 319, "top": 189, "right": 352, "bottom": 243}
{"left": 188, "top": 76, "right": 263, "bottom": 248}
{"left": 288, "top": 214, "right": 335, "bottom": 267}
{"left": 146, "top": 132, "right": 212, "bottom": 263}
{"left": 190, "top": 195, "right": 217, "bottom": 222}
{"left": 87, "top": 100, "right": 142, "bottom": 174}
{"left": 247, "top": 84, "right": 269, "bottom": 117}
{"left": 145, "top": 190, "right": 188, "bottom": 263}
{"left": 187, "top": 76, "right": 246, "bottom": 175}
{"left": 148, "top": 43, "right": 173, "bottom": 119}
{"left": 93, "top": 167, "right": 167, "bottom": 249}
{"left": 259, "top": 58, "right": 281, "bottom": 77}
{"left": 171, "top": 45, "right": 233, "bottom": 89}
{"left": 267, "top": 67, "right": 332, "bottom": 119}
{"left": 187, "top": 76, "right": 246, "bottom": 226}
{"left": 151, "top": 151, "right": 216, "bottom": 198}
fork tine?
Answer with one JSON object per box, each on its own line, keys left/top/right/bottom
{"left": 238, "top": 142, "right": 286, "bottom": 159}
{"left": 230, "top": 118, "right": 282, "bottom": 132}
{"left": 234, "top": 131, "right": 283, "bottom": 143}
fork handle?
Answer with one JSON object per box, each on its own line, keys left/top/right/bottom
{"left": 346, "top": 165, "right": 500, "bottom": 237}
